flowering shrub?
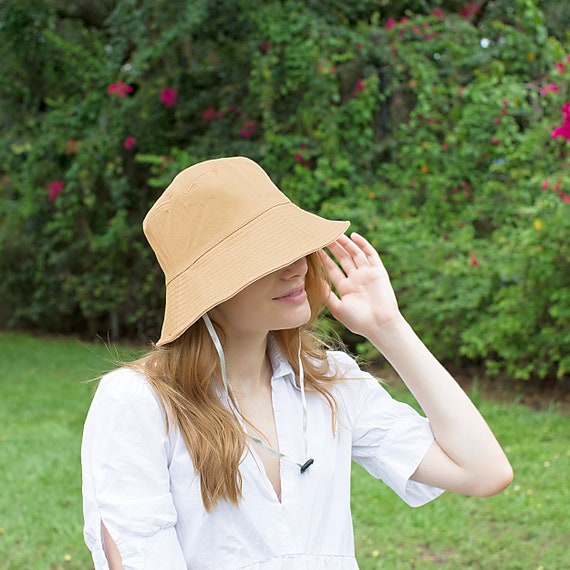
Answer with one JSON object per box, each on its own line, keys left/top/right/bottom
{"left": 0, "top": 0, "right": 568, "bottom": 383}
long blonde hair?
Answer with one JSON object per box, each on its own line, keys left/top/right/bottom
{"left": 128, "top": 252, "right": 339, "bottom": 511}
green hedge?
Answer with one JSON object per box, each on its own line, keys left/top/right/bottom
{"left": 0, "top": 0, "right": 568, "bottom": 382}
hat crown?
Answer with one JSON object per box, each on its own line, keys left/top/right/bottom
{"left": 143, "top": 157, "right": 290, "bottom": 283}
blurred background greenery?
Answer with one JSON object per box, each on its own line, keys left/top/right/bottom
{"left": 0, "top": 0, "right": 569, "bottom": 387}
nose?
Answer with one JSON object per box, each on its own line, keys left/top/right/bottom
{"left": 281, "top": 257, "right": 308, "bottom": 279}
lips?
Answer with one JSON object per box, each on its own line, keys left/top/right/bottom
{"left": 273, "top": 287, "right": 306, "bottom": 301}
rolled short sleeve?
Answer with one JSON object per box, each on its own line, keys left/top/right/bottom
{"left": 329, "top": 352, "right": 444, "bottom": 507}
{"left": 81, "top": 368, "right": 186, "bottom": 569}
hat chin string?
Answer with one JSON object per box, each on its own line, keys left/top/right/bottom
{"left": 201, "top": 313, "right": 314, "bottom": 473}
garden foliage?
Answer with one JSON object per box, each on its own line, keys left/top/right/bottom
{"left": 0, "top": 0, "right": 568, "bottom": 383}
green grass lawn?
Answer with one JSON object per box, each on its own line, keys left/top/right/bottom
{"left": 0, "top": 332, "right": 568, "bottom": 569}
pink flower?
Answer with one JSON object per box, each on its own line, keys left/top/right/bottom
{"left": 502, "top": 99, "right": 509, "bottom": 106}
{"left": 45, "top": 180, "right": 64, "bottom": 201}
{"left": 556, "top": 61, "right": 565, "bottom": 73}
{"left": 491, "top": 138, "right": 500, "bottom": 145}
{"left": 160, "top": 88, "right": 178, "bottom": 108}
{"left": 567, "top": 54, "right": 570, "bottom": 63}
{"left": 540, "top": 83, "right": 560, "bottom": 95}
{"left": 107, "top": 82, "right": 133, "bottom": 98}
{"left": 559, "top": 192, "right": 570, "bottom": 203}
{"left": 493, "top": 117, "right": 501, "bottom": 124}
{"left": 400, "top": 17, "right": 410, "bottom": 24}
{"left": 385, "top": 18, "right": 397, "bottom": 30}
{"left": 239, "top": 121, "right": 257, "bottom": 138}
{"left": 541, "top": 179, "right": 550, "bottom": 190}
{"left": 124, "top": 136, "right": 137, "bottom": 150}
{"left": 432, "top": 8, "right": 445, "bottom": 19}
{"left": 500, "top": 109, "right": 507, "bottom": 116}
{"left": 354, "top": 78, "right": 365, "bottom": 92}
{"left": 470, "top": 252, "right": 480, "bottom": 267}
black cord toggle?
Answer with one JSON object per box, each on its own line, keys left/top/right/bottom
{"left": 300, "top": 458, "right": 314, "bottom": 473}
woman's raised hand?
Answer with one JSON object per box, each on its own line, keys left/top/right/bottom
{"left": 320, "top": 233, "right": 403, "bottom": 339}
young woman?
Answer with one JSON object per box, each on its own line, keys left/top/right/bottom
{"left": 81, "top": 156, "right": 513, "bottom": 569}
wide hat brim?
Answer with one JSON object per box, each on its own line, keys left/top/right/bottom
{"left": 157, "top": 202, "right": 349, "bottom": 346}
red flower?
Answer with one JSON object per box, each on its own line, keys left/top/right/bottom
{"left": 45, "top": 180, "right": 64, "bottom": 201}
{"left": 470, "top": 252, "right": 480, "bottom": 267}
{"left": 541, "top": 179, "right": 550, "bottom": 191}
{"left": 124, "top": 136, "right": 137, "bottom": 150}
{"left": 459, "top": 2, "right": 480, "bottom": 19}
{"left": 107, "top": 82, "right": 133, "bottom": 98}
{"left": 491, "top": 138, "right": 500, "bottom": 145}
{"left": 160, "top": 88, "right": 178, "bottom": 108}
{"left": 559, "top": 192, "right": 570, "bottom": 203}
{"left": 493, "top": 117, "right": 501, "bottom": 124}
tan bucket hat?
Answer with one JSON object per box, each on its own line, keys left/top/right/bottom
{"left": 143, "top": 156, "right": 349, "bottom": 346}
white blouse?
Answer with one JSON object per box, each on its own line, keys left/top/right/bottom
{"left": 81, "top": 343, "right": 443, "bottom": 569}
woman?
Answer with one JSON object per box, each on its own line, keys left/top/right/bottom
{"left": 81, "top": 156, "right": 513, "bottom": 569}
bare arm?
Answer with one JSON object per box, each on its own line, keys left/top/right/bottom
{"left": 322, "top": 233, "right": 513, "bottom": 496}
{"left": 102, "top": 523, "right": 124, "bottom": 570}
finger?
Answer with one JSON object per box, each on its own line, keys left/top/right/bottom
{"left": 335, "top": 234, "right": 373, "bottom": 268}
{"left": 318, "top": 249, "right": 346, "bottom": 286}
{"left": 350, "top": 232, "right": 383, "bottom": 267}
{"left": 327, "top": 237, "right": 363, "bottom": 273}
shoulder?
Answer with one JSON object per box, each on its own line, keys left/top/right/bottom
{"left": 325, "top": 350, "right": 375, "bottom": 383}
{"left": 324, "top": 349, "right": 387, "bottom": 406}
{"left": 88, "top": 367, "right": 165, "bottom": 424}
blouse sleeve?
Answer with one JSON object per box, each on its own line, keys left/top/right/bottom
{"left": 329, "top": 351, "right": 444, "bottom": 507}
{"left": 81, "top": 368, "right": 187, "bottom": 570}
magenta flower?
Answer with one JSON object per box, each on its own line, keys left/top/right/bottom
{"left": 551, "top": 101, "right": 570, "bottom": 141}
{"left": 385, "top": 18, "right": 397, "bottom": 30}
{"left": 239, "top": 121, "right": 257, "bottom": 138}
{"left": 551, "top": 123, "right": 570, "bottom": 140}
{"left": 107, "top": 82, "right": 133, "bottom": 98}
{"left": 354, "top": 78, "right": 365, "bottom": 92}
{"left": 202, "top": 106, "right": 217, "bottom": 121}
{"left": 124, "top": 136, "right": 137, "bottom": 150}
{"left": 160, "top": 88, "right": 178, "bottom": 108}
{"left": 45, "top": 180, "right": 64, "bottom": 201}
{"left": 556, "top": 61, "right": 565, "bottom": 73}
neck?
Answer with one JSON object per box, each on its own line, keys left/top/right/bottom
{"left": 221, "top": 332, "right": 272, "bottom": 394}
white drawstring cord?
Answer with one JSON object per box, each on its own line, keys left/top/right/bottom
{"left": 202, "top": 313, "right": 314, "bottom": 473}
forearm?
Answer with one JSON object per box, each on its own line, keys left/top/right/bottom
{"left": 367, "top": 316, "right": 512, "bottom": 493}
